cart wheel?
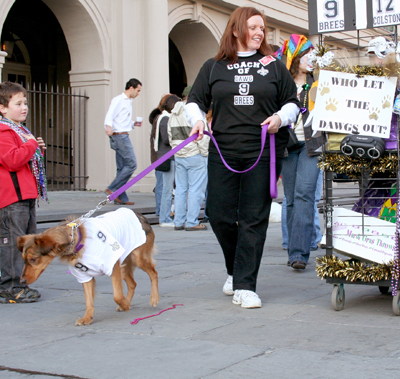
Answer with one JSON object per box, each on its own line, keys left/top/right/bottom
{"left": 379, "top": 286, "right": 389, "bottom": 294}
{"left": 331, "top": 284, "right": 345, "bottom": 311}
{"left": 392, "top": 291, "right": 400, "bottom": 316}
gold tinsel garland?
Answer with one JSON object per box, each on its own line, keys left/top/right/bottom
{"left": 332, "top": 63, "right": 400, "bottom": 78}
{"left": 313, "top": 44, "right": 400, "bottom": 78}
{"left": 318, "top": 153, "right": 398, "bottom": 178}
{"left": 316, "top": 255, "right": 397, "bottom": 282}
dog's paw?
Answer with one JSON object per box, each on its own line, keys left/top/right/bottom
{"left": 116, "top": 298, "right": 130, "bottom": 312}
{"left": 116, "top": 304, "right": 130, "bottom": 312}
{"left": 150, "top": 295, "right": 159, "bottom": 307}
{"left": 75, "top": 316, "right": 93, "bottom": 326}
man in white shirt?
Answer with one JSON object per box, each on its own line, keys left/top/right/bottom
{"left": 104, "top": 78, "right": 142, "bottom": 205}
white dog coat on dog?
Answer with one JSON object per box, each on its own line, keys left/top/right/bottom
{"left": 69, "top": 208, "right": 146, "bottom": 283}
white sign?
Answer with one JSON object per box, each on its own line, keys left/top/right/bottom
{"left": 317, "top": 0, "right": 345, "bottom": 33}
{"left": 373, "top": 0, "right": 400, "bottom": 28}
{"left": 312, "top": 70, "right": 396, "bottom": 138}
{"left": 321, "top": 208, "right": 395, "bottom": 264}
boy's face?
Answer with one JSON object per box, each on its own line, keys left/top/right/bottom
{"left": 0, "top": 92, "right": 28, "bottom": 124}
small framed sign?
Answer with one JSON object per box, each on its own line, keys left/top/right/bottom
{"left": 320, "top": 207, "right": 395, "bottom": 264}
{"left": 309, "top": 0, "right": 356, "bottom": 35}
{"left": 368, "top": 0, "right": 400, "bottom": 28}
{"left": 312, "top": 70, "right": 397, "bottom": 138}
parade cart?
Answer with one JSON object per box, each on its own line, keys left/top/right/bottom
{"left": 319, "top": 167, "right": 400, "bottom": 314}
{"left": 308, "top": 0, "right": 400, "bottom": 314}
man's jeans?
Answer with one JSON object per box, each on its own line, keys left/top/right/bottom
{"left": 0, "top": 200, "right": 36, "bottom": 291}
{"left": 282, "top": 169, "right": 323, "bottom": 249}
{"left": 108, "top": 134, "right": 137, "bottom": 203}
{"left": 159, "top": 161, "right": 175, "bottom": 224}
{"left": 281, "top": 142, "right": 320, "bottom": 265}
{"left": 174, "top": 154, "right": 208, "bottom": 228}
{"left": 155, "top": 170, "right": 163, "bottom": 216}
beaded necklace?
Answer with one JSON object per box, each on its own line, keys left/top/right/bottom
{"left": 293, "top": 79, "right": 310, "bottom": 130}
{"left": 1, "top": 117, "right": 48, "bottom": 202}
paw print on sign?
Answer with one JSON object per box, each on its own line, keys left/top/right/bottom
{"left": 325, "top": 98, "right": 338, "bottom": 112}
{"left": 319, "top": 81, "right": 330, "bottom": 96}
{"left": 369, "top": 107, "right": 380, "bottom": 120}
{"left": 382, "top": 95, "right": 391, "bottom": 109}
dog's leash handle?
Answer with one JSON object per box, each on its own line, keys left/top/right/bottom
{"left": 204, "top": 124, "right": 278, "bottom": 199}
{"left": 268, "top": 127, "right": 278, "bottom": 199}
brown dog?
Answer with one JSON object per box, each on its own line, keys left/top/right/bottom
{"left": 17, "top": 208, "right": 159, "bottom": 326}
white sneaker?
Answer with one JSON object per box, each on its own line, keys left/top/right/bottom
{"left": 232, "top": 290, "right": 262, "bottom": 308}
{"left": 222, "top": 275, "right": 234, "bottom": 296}
{"left": 159, "top": 222, "right": 175, "bottom": 227}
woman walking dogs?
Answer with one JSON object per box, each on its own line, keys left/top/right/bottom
{"left": 185, "top": 7, "right": 299, "bottom": 308}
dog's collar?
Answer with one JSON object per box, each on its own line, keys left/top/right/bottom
{"left": 75, "top": 228, "right": 84, "bottom": 252}
{"left": 67, "top": 223, "right": 84, "bottom": 254}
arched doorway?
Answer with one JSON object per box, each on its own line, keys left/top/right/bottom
{"left": 169, "top": 38, "right": 187, "bottom": 98}
{"left": 1, "top": 0, "right": 70, "bottom": 89}
{"left": 169, "top": 21, "right": 220, "bottom": 89}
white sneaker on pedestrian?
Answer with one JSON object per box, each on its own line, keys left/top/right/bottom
{"left": 159, "top": 222, "right": 175, "bottom": 227}
{"left": 232, "top": 290, "right": 262, "bottom": 308}
{"left": 222, "top": 275, "right": 234, "bottom": 296}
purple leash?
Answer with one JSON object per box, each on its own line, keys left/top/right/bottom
{"left": 204, "top": 124, "right": 277, "bottom": 198}
{"left": 109, "top": 134, "right": 198, "bottom": 201}
{"left": 109, "top": 124, "right": 277, "bottom": 201}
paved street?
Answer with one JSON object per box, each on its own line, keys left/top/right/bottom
{"left": 1, "top": 190, "right": 399, "bottom": 379}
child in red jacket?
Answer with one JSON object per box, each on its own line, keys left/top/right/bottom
{"left": 0, "top": 82, "right": 47, "bottom": 303}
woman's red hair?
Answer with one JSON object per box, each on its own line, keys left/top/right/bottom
{"left": 215, "top": 7, "right": 273, "bottom": 63}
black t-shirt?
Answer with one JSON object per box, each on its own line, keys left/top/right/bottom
{"left": 187, "top": 52, "right": 299, "bottom": 158}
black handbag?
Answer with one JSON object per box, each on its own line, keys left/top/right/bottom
{"left": 155, "top": 158, "right": 170, "bottom": 172}
{"left": 340, "top": 135, "right": 385, "bottom": 159}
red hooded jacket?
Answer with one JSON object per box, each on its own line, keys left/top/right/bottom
{"left": 0, "top": 121, "right": 39, "bottom": 208}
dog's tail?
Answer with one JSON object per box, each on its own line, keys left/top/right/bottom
{"left": 134, "top": 211, "right": 153, "bottom": 236}
{"left": 135, "top": 211, "right": 157, "bottom": 264}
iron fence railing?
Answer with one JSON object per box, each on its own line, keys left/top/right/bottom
{"left": 26, "top": 84, "right": 89, "bottom": 191}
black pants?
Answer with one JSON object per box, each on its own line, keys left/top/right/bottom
{"left": 0, "top": 199, "right": 36, "bottom": 291}
{"left": 207, "top": 153, "right": 282, "bottom": 292}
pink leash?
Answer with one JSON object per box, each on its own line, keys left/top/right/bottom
{"left": 130, "top": 304, "right": 184, "bottom": 325}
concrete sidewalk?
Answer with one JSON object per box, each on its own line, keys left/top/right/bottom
{"left": 1, "top": 190, "right": 399, "bottom": 379}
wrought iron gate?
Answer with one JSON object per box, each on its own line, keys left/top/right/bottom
{"left": 26, "top": 84, "right": 89, "bottom": 191}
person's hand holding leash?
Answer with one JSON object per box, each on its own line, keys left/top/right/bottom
{"left": 190, "top": 120, "right": 205, "bottom": 141}
{"left": 261, "top": 114, "right": 281, "bottom": 133}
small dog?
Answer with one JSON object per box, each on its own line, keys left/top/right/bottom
{"left": 17, "top": 208, "right": 159, "bottom": 326}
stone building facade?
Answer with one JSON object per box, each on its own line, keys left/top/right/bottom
{"left": 0, "top": 0, "right": 379, "bottom": 192}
